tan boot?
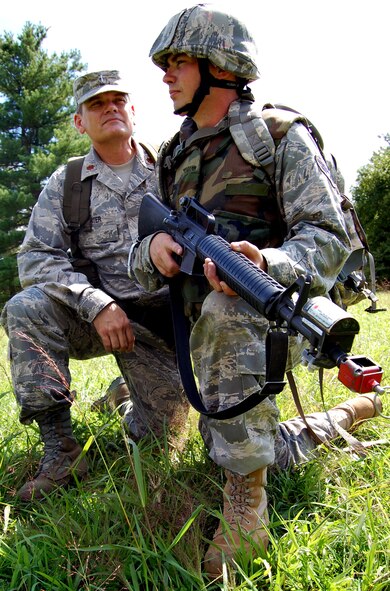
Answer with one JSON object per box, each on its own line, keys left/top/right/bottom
{"left": 274, "top": 392, "right": 384, "bottom": 470}
{"left": 328, "top": 393, "right": 382, "bottom": 430}
{"left": 204, "top": 468, "right": 269, "bottom": 580}
{"left": 17, "top": 409, "right": 88, "bottom": 502}
{"left": 91, "top": 377, "right": 131, "bottom": 416}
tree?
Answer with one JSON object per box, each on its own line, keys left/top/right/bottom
{"left": 0, "top": 22, "right": 90, "bottom": 306}
{"left": 352, "top": 136, "right": 390, "bottom": 281}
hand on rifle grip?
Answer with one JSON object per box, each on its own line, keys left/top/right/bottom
{"left": 149, "top": 232, "right": 183, "bottom": 277}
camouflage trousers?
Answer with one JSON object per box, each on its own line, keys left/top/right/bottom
{"left": 1, "top": 286, "right": 189, "bottom": 439}
{"left": 2, "top": 287, "right": 352, "bottom": 473}
{"left": 192, "top": 290, "right": 310, "bottom": 475}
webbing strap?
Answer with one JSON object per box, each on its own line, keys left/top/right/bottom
{"left": 286, "top": 370, "right": 325, "bottom": 446}
{"left": 63, "top": 156, "right": 93, "bottom": 231}
{"left": 228, "top": 101, "right": 276, "bottom": 174}
{"left": 318, "top": 368, "right": 368, "bottom": 457}
{"left": 287, "top": 368, "right": 367, "bottom": 457}
{"left": 170, "top": 120, "right": 229, "bottom": 164}
{"left": 169, "top": 278, "right": 287, "bottom": 420}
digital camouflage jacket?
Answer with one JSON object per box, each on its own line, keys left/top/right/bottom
{"left": 18, "top": 142, "right": 160, "bottom": 324}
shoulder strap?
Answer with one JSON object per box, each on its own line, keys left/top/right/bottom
{"left": 63, "top": 145, "right": 157, "bottom": 232}
{"left": 63, "top": 156, "right": 93, "bottom": 232}
{"left": 228, "top": 101, "right": 276, "bottom": 176}
{"left": 229, "top": 101, "right": 317, "bottom": 177}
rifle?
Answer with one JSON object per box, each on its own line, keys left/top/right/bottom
{"left": 138, "top": 192, "right": 384, "bottom": 419}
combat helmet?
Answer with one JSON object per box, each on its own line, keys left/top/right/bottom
{"left": 150, "top": 3, "right": 260, "bottom": 117}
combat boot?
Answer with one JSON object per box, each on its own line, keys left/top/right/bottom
{"left": 17, "top": 409, "right": 88, "bottom": 502}
{"left": 326, "top": 392, "right": 382, "bottom": 430}
{"left": 91, "top": 377, "right": 131, "bottom": 416}
{"left": 204, "top": 467, "right": 269, "bottom": 580}
{"left": 274, "top": 392, "right": 384, "bottom": 471}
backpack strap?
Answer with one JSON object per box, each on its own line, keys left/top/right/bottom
{"left": 228, "top": 101, "right": 276, "bottom": 175}
{"left": 64, "top": 143, "right": 156, "bottom": 234}
{"left": 228, "top": 101, "right": 309, "bottom": 179}
{"left": 63, "top": 156, "right": 93, "bottom": 233}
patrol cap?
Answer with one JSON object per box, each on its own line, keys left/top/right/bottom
{"left": 73, "top": 70, "right": 131, "bottom": 106}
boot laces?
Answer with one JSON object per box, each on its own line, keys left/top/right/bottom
{"left": 36, "top": 436, "right": 64, "bottom": 476}
{"left": 36, "top": 418, "right": 74, "bottom": 476}
{"left": 228, "top": 474, "right": 257, "bottom": 521}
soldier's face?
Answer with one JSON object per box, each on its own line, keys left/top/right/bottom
{"left": 162, "top": 54, "right": 200, "bottom": 114}
{"left": 74, "top": 91, "right": 135, "bottom": 142}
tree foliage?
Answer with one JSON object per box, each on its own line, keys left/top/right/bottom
{"left": 0, "top": 22, "right": 90, "bottom": 305}
{"left": 352, "top": 135, "right": 390, "bottom": 281}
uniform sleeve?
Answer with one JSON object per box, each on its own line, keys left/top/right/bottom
{"left": 261, "top": 123, "right": 351, "bottom": 296}
{"left": 18, "top": 168, "right": 114, "bottom": 322}
{"left": 128, "top": 233, "right": 167, "bottom": 292}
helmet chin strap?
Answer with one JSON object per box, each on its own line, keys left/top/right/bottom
{"left": 174, "top": 59, "right": 245, "bottom": 118}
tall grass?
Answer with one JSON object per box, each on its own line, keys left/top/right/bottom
{"left": 0, "top": 294, "right": 389, "bottom": 590}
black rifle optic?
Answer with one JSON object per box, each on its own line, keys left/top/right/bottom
{"left": 137, "top": 193, "right": 385, "bottom": 417}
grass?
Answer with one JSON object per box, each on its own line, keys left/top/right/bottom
{"left": 0, "top": 294, "right": 389, "bottom": 590}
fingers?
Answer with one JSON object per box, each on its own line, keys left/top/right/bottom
{"left": 93, "top": 303, "right": 135, "bottom": 353}
{"left": 203, "top": 259, "right": 223, "bottom": 292}
{"left": 150, "top": 233, "right": 182, "bottom": 277}
{"left": 203, "top": 239, "right": 267, "bottom": 296}
{"left": 203, "top": 259, "right": 237, "bottom": 296}
{"left": 109, "top": 324, "right": 135, "bottom": 353}
{"left": 230, "top": 241, "right": 266, "bottom": 270}
{"left": 100, "top": 326, "right": 135, "bottom": 353}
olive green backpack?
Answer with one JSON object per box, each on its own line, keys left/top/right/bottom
{"left": 228, "top": 101, "right": 383, "bottom": 313}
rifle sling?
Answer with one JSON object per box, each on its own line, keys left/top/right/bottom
{"left": 169, "top": 278, "right": 288, "bottom": 420}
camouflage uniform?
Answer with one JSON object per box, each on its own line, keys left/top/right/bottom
{"left": 131, "top": 102, "right": 351, "bottom": 474}
{"left": 1, "top": 144, "right": 188, "bottom": 438}
{"left": 130, "top": 6, "right": 378, "bottom": 578}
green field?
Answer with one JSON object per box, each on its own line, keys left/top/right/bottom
{"left": 0, "top": 294, "right": 389, "bottom": 590}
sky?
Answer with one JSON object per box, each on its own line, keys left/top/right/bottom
{"left": 2, "top": 0, "right": 389, "bottom": 194}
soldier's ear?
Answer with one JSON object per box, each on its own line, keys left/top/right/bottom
{"left": 74, "top": 112, "right": 86, "bottom": 135}
{"left": 209, "top": 63, "right": 236, "bottom": 81}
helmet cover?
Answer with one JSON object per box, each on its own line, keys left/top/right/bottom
{"left": 150, "top": 4, "right": 260, "bottom": 81}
